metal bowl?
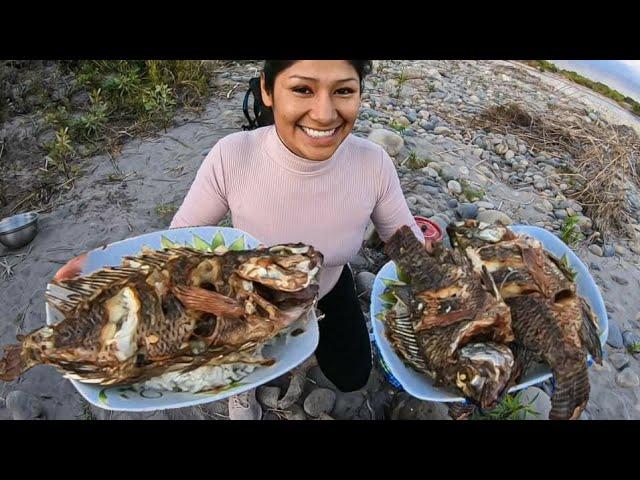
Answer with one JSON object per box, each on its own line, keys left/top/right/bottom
{"left": 0, "top": 212, "right": 39, "bottom": 249}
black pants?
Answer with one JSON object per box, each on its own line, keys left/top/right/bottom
{"left": 316, "top": 266, "right": 372, "bottom": 392}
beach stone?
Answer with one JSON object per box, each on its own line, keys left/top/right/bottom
{"left": 609, "top": 352, "right": 630, "bottom": 371}
{"left": 6, "top": 391, "right": 43, "bottom": 420}
{"left": 303, "top": 388, "right": 336, "bottom": 417}
{"left": 476, "top": 210, "right": 513, "bottom": 226}
{"left": 615, "top": 368, "right": 640, "bottom": 388}
{"left": 285, "top": 404, "right": 307, "bottom": 420}
{"left": 606, "top": 322, "right": 624, "bottom": 348}
{"left": 355, "top": 272, "right": 375, "bottom": 299}
{"left": 333, "top": 392, "right": 365, "bottom": 420}
{"left": 622, "top": 331, "right": 640, "bottom": 350}
{"left": 448, "top": 180, "right": 462, "bottom": 194}
{"left": 517, "top": 387, "right": 552, "bottom": 420}
{"left": 257, "top": 386, "right": 281, "bottom": 409}
{"left": 368, "top": 129, "right": 404, "bottom": 156}
{"left": 588, "top": 245, "right": 603, "bottom": 257}
{"left": 476, "top": 201, "right": 495, "bottom": 210}
{"left": 439, "top": 165, "right": 459, "bottom": 182}
{"left": 603, "top": 245, "right": 615, "bottom": 257}
{"left": 611, "top": 274, "right": 629, "bottom": 286}
{"left": 457, "top": 203, "right": 478, "bottom": 219}
{"left": 433, "top": 126, "right": 451, "bottom": 135}
{"left": 615, "top": 244, "right": 626, "bottom": 255}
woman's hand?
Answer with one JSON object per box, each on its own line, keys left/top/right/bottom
{"left": 53, "top": 252, "right": 89, "bottom": 282}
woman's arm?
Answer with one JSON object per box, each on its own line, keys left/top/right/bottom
{"left": 170, "top": 142, "right": 230, "bottom": 228}
{"left": 370, "top": 148, "right": 424, "bottom": 244}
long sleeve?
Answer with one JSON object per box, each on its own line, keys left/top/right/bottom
{"left": 170, "top": 142, "right": 229, "bottom": 229}
{"left": 370, "top": 148, "right": 424, "bottom": 244}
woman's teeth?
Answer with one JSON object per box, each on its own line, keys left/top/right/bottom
{"left": 301, "top": 126, "right": 337, "bottom": 138}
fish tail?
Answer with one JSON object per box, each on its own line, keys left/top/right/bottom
{"left": 549, "top": 360, "right": 590, "bottom": 420}
{"left": 580, "top": 298, "right": 603, "bottom": 365}
{"left": 0, "top": 344, "right": 28, "bottom": 381}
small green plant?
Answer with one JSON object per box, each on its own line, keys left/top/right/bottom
{"left": 71, "top": 88, "right": 108, "bottom": 140}
{"left": 76, "top": 400, "right": 97, "bottom": 421}
{"left": 388, "top": 119, "right": 407, "bottom": 135}
{"left": 406, "top": 151, "right": 430, "bottom": 170}
{"left": 155, "top": 202, "right": 178, "bottom": 217}
{"left": 391, "top": 68, "right": 409, "bottom": 98}
{"left": 460, "top": 179, "right": 484, "bottom": 202}
{"left": 472, "top": 391, "right": 539, "bottom": 420}
{"left": 45, "top": 127, "right": 75, "bottom": 178}
{"left": 560, "top": 214, "right": 583, "bottom": 247}
{"left": 142, "top": 83, "right": 176, "bottom": 132}
{"left": 627, "top": 342, "right": 640, "bottom": 355}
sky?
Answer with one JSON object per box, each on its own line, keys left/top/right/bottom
{"left": 550, "top": 60, "right": 640, "bottom": 102}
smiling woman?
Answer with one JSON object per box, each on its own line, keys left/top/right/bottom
{"left": 260, "top": 60, "right": 370, "bottom": 161}
{"left": 55, "top": 60, "right": 426, "bottom": 420}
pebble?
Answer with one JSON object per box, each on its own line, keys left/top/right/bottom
{"left": 517, "top": 387, "right": 552, "bottom": 420}
{"left": 457, "top": 203, "right": 479, "bottom": 219}
{"left": 615, "top": 368, "right": 640, "bottom": 388}
{"left": 615, "top": 244, "right": 626, "bottom": 255}
{"left": 476, "top": 201, "right": 495, "bottom": 210}
{"left": 588, "top": 245, "right": 603, "bottom": 257}
{"left": 622, "top": 331, "right": 640, "bottom": 350}
{"left": 433, "top": 126, "right": 451, "bottom": 135}
{"left": 606, "top": 322, "right": 624, "bottom": 348}
{"left": 609, "top": 352, "right": 630, "bottom": 371}
{"left": 603, "top": 244, "right": 615, "bottom": 257}
{"left": 476, "top": 210, "right": 513, "bottom": 226}
{"left": 611, "top": 274, "right": 629, "bottom": 286}
{"left": 6, "top": 391, "right": 43, "bottom": 420}
{"left": 333, "top": 392, "right": 365, "bottom": 420}
{"left": 554, "top": 209, "right": 568, "bottom": 220}
{"left": 303, "top": 388, "right": 336, "bottom": 417}
{"left": 448, "top": 180, "right": 462, "bottom": 194}
{"left": 367, "top": 129, "right": 404, "bottom": 156}
{"left": 439, "top": 165, "right": 459, "bottom": 182}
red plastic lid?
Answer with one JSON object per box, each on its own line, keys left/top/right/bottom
{"left": 414, "top": 216, "right": 443, "bottom": 243}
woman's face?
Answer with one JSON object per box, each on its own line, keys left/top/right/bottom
{"left": 261, "top": 60, "right": 361, "bottom": 161}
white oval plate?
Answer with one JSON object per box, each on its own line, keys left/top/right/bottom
{"left": 370, "top": 225, "right": 608, "bottom": 403}
{"left": 45, "top": 226, "right": 319, "bottom": 412}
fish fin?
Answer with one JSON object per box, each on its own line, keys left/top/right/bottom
{"left": 507, "top": 342, "right": 538, "bottom": 386}
{"left": 172, "top": 285, "right": 246, "bottom": 318}
{"left": 579, "top": 298, "right": 603, "bottom": 365}
{"left": 0, "top": 344, "right": 28, "bottom": 381}
{"left": 549, "top": 360, "right": 590, "bottom": 420}
{"left": 51, "top": 266, "right": 141, "bottom": 312}
{"left": 385, "top": 226, "right": 443, "bottom": 290}
{"left": 383, "top": 295, "right": 430, "bottom": 374}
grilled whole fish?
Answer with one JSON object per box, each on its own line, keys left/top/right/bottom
{"left": 448, "top": 220, "right": 603, "bottom": 419}
{"left": 383, "top": 226, "right": 515, "bottom": 409}
{"left": 0, "top": 243, "right": 323, "bottom": 387}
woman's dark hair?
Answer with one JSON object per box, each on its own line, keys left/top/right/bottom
{"left": 262, "top": 60, "right": 373, "bottom": 95}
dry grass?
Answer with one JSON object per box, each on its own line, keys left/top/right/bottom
{"left": 472, "top": 102, "right": 640, "bottom": 238}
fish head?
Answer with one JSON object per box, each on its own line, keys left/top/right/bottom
{"left": 454, "top": 342, "right": 514, "bottom": 409}
{"left": 235, "top": 244, "right": 323, "bottom": 292}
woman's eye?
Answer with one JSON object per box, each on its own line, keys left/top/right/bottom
{"left": 293, "top": 87, "right": 312, "bottom": 94}
{"left": 336, "top": 88, "right": 355, "bottom": 95}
